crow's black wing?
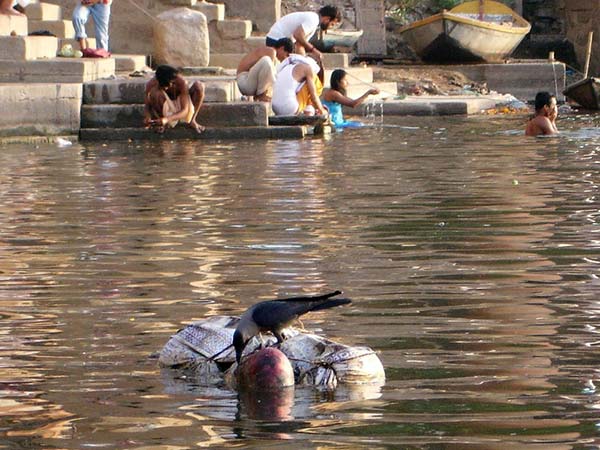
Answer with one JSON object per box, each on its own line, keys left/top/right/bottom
{"left": 251, "top": 300, "right": 313, "bottom": 329}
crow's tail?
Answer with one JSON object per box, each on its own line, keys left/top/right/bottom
{"left": 278, "top": 290, "right": 342, "bottom": 302}
{"left": 309, "top": 297, "right": 352, "bottom": 312}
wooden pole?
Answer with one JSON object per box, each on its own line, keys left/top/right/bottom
{"left": 584, "top": 31, "right": 594, "bottom": 78}
{"left": 478, "top": 0, "right": 484, "bottom": 21}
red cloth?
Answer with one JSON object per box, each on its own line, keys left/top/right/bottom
{"left": 82, "top": 48, "right": 111, "bottom": 58}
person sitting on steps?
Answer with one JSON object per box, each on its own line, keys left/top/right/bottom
{"left": 144, "top": 65, "right": 205, "bottom": 134}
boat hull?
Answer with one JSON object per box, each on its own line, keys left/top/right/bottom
{"left": 398, "top": 1, "right": 530, "bottom": 63}
{"left": 563, "top": 77, "right": 600, "bottom": 110}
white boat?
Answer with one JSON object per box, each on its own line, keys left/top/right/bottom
{"left": 398, "top": 0, "right": 531, "bottom": 63}
{"left": 312, "top": 29, "right": 364, "bottom": 52}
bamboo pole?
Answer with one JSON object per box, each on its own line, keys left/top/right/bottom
{"left": 583, "top": 31, "right": 593, "bottom": 78}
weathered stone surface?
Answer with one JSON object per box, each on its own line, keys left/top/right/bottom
{"left": 26, "top": 2, "right": 62, "bottom": 20}
{"left": 215, "top": 19, "right": 252, "bottom": 40}
{"left": 192, "top": 0, "right": 224, "bottom": 22}
{"left": 449, "top": 61, "right": 566, "bottom": 102}
{"left": 28, "top": 19, "right": 75, "bottom": 39}
{"left": 0, "top": 36, "right": 58, "bottom": 61}
{"left": 112, "top": 54, "right": 148, "bottom": 72}
{"left": 0, "top": 83, "right": 82, "bottom": 137}
{"left": 154, "top": 8, "right": 209, "bottom": 67}
{"left": 0, "top": 13, "right": 27, "bottom": 36}
{"left": 218, "top": 0, "right": 280, "bottom": 33}
{"left": 79, "top": 125, "right": 306, "bottom": 141}
{"left": 81, "top": 102, "right": 269, "bottom": 128}
{"left": 0, "top": 57, "right": 115, "bottom": 83}
{"left": 82, "top": 76, "right": 240, "bottom": 104}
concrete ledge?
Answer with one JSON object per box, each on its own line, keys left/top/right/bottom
{"left": 192, "top": 1, "right": 224, "bottom": 22}
{"left": 436, "top": 61, "right": 566, "bottom": 102}
{"left": 0, "top": 83, "right": 82, "bottom": 136}
{"left": 215, "top": 19, "right": 252, "bottom": 40}
{"left": 26, "top": 2, "right": 62, "bottom": 20}
{"left": 28, "top": 19, "right": 74, "bottom": 39}
{"left": 113, "top": 54, "right": 148, "bottom": 72}
{"left": 343, "top": 94, "right": 513, "bottom": 116}
{"left": 0, "top": 57, "right": 115, "bottom": 83}
{"left": 0, "top": 35, "right": 58, "bottom": 60}
{"left": 81, "top": 102, "right": 269, "bottom": 128}
{"left": 0, "top": 14, "right": 27, "bottom": 36}
{"left": 82, "top": 76, "right": 240, "bottom": 104}
{"left": 80, "top": 126, "right": 306, "bottom": 141}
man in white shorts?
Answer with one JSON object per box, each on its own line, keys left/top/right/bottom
{"left": 265, "top": 5, "right": 341, "bottom": 62}
{"left": 236, "top": 38, "right": 293, "bottom": 102}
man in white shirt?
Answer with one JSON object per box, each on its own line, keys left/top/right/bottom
{"left": 266, "top": 5, "right": 341, "bottom": 62}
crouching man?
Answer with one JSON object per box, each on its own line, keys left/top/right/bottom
{"left": 236, "top": 37, "right": 293, "bottom": 102}
{"left": 144, "top": 65, "right": 205, "bottom": 134}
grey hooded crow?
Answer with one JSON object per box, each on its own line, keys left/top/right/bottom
{"left": 233, "top": 290, "right": 351, "bottom": 364}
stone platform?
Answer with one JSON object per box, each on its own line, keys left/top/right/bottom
{"left": 413, "top": 60, "right": 566, "bottom": 102}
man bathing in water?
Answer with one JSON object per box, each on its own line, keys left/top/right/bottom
{"left": 525, "top": 91, "right": 559, "bottom": 137}
{"left": 144, "top": 65, "right": 205, "bottom": 134}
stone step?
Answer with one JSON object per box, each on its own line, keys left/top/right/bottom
{"left": 0, "top": 82, "right": 82, "bottom": 138}
{"left": 192, "top": 1, "right": 225, "bottom": 22}
{"left": 26, "top": 2, "right": 62, "bottom": 21}
{"left": 0, "top": 35, "right": 58, "bottom": 60}
{"left": 80, "top": 125, "right": 305, "bottom": 141}
{"left": 0, "top": 57, "right": 115, "bottom": 83}
{"left": 215, "top": 19, "right": 252, "bottom": 40}
{"left": 28, "top": 19, "right": 74, "bottom": 39}
{"left": 81, "top": 102, "right": 269, "bottom": 128}
{"left": 82, "top": 76, "right": 240, "bottom": 104}
{"left": 0, "top": 14, "right": 28, "bottom": 36}
{"left": 112, "top": 54, "right": 148, "bottom": 73}
{"left": 209, "top": 52, "right": 354, "bottom": 70}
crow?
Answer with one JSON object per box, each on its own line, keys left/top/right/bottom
{"left": 233, "top": 290, "right": 351, "bottom": 364}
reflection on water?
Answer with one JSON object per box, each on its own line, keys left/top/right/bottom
{"left": 1, "top": 113, "right": 600, "bottom": 448}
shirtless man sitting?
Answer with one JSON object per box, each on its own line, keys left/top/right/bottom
{"left": 525, "top": 91, "right": 559, "bottom": 137}
{"left": 236, "top": 38, "right": 293, "bottom": 102}
{"left": 144, "top": 65, "right": 205, "bottom": 134}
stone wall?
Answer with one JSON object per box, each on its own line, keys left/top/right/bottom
{"left": 557, "top": 0, "right": 600, "bottom": 76}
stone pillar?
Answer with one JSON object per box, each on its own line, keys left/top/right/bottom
{"left": 355, "top": 0, "right": 386, "bottom": 56}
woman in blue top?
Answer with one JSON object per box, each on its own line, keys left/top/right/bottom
{"left": 321, "top": 69, "right": 380, "bottom": 128}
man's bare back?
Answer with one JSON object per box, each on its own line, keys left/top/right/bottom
{"left": 237, "top": 47, "right": 276, "bottom": 75}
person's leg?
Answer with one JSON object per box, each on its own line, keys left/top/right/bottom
{"left": 0, "top": 0, "right": 24, "bottom": 15}
{"left": 89, "top": 2, "right": 110, "bottom": 50}
{"left": 188, "top": 81, "right": 205, "bottom": 133}
{"left": 72, "top": 3, "right": 90, "bottom": 50}
{"left": 252, "top": 56, "right": 276, "bottom": 101}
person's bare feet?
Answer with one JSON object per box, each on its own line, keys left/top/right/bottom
{"left": 255, "top": 93, "right": 271, "bottom": 102}
{"left": 188, "top": 121, "right": 205, "bottom": 134}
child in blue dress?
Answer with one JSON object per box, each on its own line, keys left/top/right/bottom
{"left": 321, "top": 69, "right": 380, "bottom": 128}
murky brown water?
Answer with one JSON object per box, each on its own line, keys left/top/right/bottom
{"left": 1, "top": 113, "right": 600, "bottom": 449}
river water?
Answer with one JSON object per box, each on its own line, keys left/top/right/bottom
{"left": 1, "top": 113, "right": 600, "bottom": 449}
